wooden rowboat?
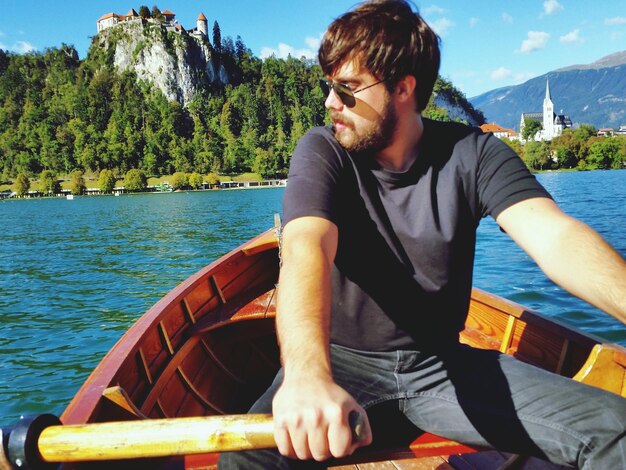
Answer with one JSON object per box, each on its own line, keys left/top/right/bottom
{"left": 49, "top": 227, "right": 626, "bottom": 468}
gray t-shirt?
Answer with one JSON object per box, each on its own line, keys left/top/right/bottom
{"left": 283, "top": 119, "right": 551, "bottom": 351}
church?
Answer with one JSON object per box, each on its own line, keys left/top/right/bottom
{"left": 519, "top": 80, "right": 572, "bottom": 142}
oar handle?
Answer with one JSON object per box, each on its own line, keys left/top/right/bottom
{"left": 1, "top": 411, "right": 367, "bottom": 468}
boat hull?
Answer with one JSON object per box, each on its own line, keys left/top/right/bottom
{"left": 61, "top": 228, "right": 626, "bottom": 469}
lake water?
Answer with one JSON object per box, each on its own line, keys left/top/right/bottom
{"left": 1, "top": 170, "right": 625, "bottom": 425}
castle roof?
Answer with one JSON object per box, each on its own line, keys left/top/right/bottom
{"left": 197, "top": 12, "right": 207, "bottom": 21}
{"left": 126, "top": 8, "right": 138, "bottom": 17}
{"left": 97, "top": 12, "right": 119, "bottom": 22}
{"left": 162, "top": 9, "right": 175, "bottom": 16}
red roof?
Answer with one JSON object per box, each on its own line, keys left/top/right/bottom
{"left": 97, "top": 12, "right": 119, "bottom": 22}
{"left": 197, "top": 12, "right": 207, "bottom": 21}
{"left": 480, "top": 122, "right": 517, "bottom": 136}
{"left": 162, "top": 9, "right": 175, "bottom": 16}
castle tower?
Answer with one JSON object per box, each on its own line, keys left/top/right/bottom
{"left": 543, "top": 79, "right": 554, "bottom": 140}
{"left": 197, "top": 12, "right": 208, "bottom": 36}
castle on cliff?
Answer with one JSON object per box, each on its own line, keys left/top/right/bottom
{"left": 97, "top": 8, "right": 208, "bottom": 37}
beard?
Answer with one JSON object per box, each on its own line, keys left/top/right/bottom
{"left": 331, "top": 95, "right": 397, "bottom": 154}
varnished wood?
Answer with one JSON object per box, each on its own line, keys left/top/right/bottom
{"left": 102, "top": 386, "right": 147, "bottom": 419}
{"left": 57, "top": 228, "right": 626, "bottom": 469}
{"left": 39, "top": 414, "right": 276, "bottom": 462}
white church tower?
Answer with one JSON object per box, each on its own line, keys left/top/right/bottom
{"left": 543, "top": 80, "right": 555, "bottom": 140}
{"left": 197, "top": 12, "right": 208, "bottom": 36}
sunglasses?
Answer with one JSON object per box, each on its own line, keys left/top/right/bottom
{"left": 319, "top": 78, "right": 386, "bottom": 107}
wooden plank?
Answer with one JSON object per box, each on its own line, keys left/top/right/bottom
{"left": 102, "top": 386, "right": 148, "bottom": 419}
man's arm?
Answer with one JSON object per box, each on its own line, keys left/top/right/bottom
{"left": 272, "top": 216, "right": 372, "bottom": 461}
{"left": 496, "top": 197, "right": 626, "bottom": 324}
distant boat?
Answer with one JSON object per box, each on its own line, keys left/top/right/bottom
{"left": 155, "top": 182, "right": 174, "bottom": 192}
{"left": 66, "top": 194, "right": 74, "bottom": 200}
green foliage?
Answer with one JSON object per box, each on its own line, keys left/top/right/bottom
{"left": 205, "top": 172, "right": 220, "bottom": 185}
{"left": 170, "top": 171, "right": 189, "bottom": 190}
{"left": 138, "top": 6, "right": 150, "bottom": 19}
{"left": 124, "top": 169, "right": 147, "bottom": 191}
{"left": 39, "top": 170, "right": 60, "bottom": 194}
{"left": 188, "top": 172, "right": 204, "bottom": 189}
{"left": 523, "top": 141, "right": 552, "bottom": 170}
{"left": 13, "top": 173, "right": 30, "bottom": 196}
{"left": 0, "top": 31, "right": 621, "bottom": 181}
{"left": 522, "top": 118, "right": 542, "bottom": 141}
{"left": 98, "top": 169, "right": 117, "bottom": 193}
{"left": 69, "top": 170, "right": 86, "bottom": 195}
{"left": 585, "top": 139, "right": 621, "bottom": 170}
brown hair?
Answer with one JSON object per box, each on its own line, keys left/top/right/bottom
{"left": 319, "top": 0, "right": 440, "bottom": 112}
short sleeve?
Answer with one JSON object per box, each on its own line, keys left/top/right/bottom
{"left": 476, "top": 133, "right": 552, "bottom": 219}
{"left": 283, "top": 127, "right": 346, "bottom": 225}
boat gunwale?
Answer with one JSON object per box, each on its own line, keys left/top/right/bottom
{"left": 61, "top": 229, "right": 278, "bottom": 424}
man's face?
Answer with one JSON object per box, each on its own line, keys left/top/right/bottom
{"left": 324, "top": 61, "right": 397, "bottom": 154}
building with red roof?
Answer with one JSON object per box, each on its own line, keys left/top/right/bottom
{"left": 479, "top": 122, "right": 518, "bottom": 140}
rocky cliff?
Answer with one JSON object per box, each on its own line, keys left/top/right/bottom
{"left": 96, "top": 21, "right": 227, "bottom": 106}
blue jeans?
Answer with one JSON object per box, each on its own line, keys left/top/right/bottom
{"left": 219, "top": 342, "right": 626, "bottom": 469}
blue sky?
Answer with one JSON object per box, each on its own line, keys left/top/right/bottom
{"left": 1, "top": 1, "right": 625, "bottom": 98}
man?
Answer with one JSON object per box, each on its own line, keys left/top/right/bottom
{"left": 220, "top": 1, "right": 626, "bottom": 468}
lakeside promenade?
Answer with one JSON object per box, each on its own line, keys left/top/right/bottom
{"left": 0, "top": 178, "right": 287, "bottom": 199}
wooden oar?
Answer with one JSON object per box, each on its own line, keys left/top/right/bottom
{"left": 2, "top": 412, "right": 365, "bottom": 468}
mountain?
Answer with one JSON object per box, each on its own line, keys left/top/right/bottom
{"left": 470, "top": 51, "right": 626, "bottom": 130}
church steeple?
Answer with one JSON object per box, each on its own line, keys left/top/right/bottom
{"left": 543, "top": 79, "right": 554, "bottom": 139}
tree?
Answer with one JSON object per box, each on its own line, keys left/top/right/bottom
{"left": 151, "top": 6, "right": 164, "bottom": 22}
{"left": 170, "top": 171, "right": 189, "bottom": 190}
{"left": 189, "top": 172, "right": 204, "bottom": 189}
{"left": 98, "top": 169, "right": 116, "bottom": 193}
{"left": 212, "top": 21, "right": 222, "bottom": 53}
{"left": 205, "top": 172, "right": 220, "bottom": 186}
{"left": 522, "top": 118, "right": 542, "bottom": 142}
{"left": 69, "top": 170, "right": 86, "bottom": 195}
{"left": 124, "top": 169, "right": 147, "bottom": 192}
{"left": 586, "top": 140, "right": 620, "bottom": 170}
{"left": 138, "top": 6, "right": 151, "bottom": 18}
{"left": 39, "top": 170, "right": 60, "bottom": 195}
{"left": 523, "top": 141, "right": 551, "bottom": 170}
{"left": 13, "top": 173, "right": 30, "bottom": 197}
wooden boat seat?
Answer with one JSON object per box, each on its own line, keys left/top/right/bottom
{"left": 573, "top": 343, "right": 626, "bottom": 397}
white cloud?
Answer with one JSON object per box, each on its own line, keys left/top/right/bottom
{"left": 543, "top": 0, "right": 563, "bottom": 15}
{"left": 490, "top": 67, "right": 534, "bottom": 84}
{"left": 490, "top": 67, "right": 512, "bottom": 80}
{"left": 423, "top": 5, "right": 446, "bottom": 15}
{"left": 605, "top": 17, "right": 626, "bottom": 26}
{"left": 0, "top": 40, "right": 36, "bottom": 53}
{"left": 610, "top": 31, "right": 625, "bottom": 41}
{"left": 502, "top": 13, "right": 513, "bottom": 24}
{"left": 469, "top": 17, "right": 480, "bottom": 27}
{"left": 304, "top": 35, "right": 321, "bottom": 50}
{"left": 260, "top": 42, "right": 317, "bottom": 60}
{"left": 560, "top": 29, "right": 583, "bottom": 44}
{"left": 519, "top": 31, "right": 550, "bottom": 54}
{"left": 430, "top": 17, "right": 454, "bottom": 37}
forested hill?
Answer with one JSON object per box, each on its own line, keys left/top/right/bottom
{"left": 0, "top": 15, "right": 483, "bottom": 180}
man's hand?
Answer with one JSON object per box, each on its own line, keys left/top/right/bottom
{"left": 272, "top": 374, "right": 372, "bottom": 461}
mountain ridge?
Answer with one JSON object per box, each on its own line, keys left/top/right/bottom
{"left": 470, "top": 51, "right": 626, "bottom": 130}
